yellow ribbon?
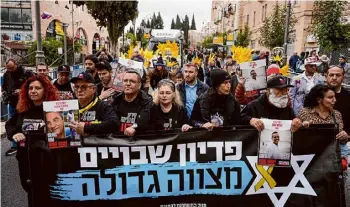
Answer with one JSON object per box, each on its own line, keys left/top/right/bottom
{"left": 79, "top": 97, "right": 99, "bottom": 115}
{"left": 254, "top": 164, "right": 276, "bottom": 191}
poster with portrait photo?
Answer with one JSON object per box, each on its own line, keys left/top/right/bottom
{"left": 20, "top": 119, "right": 46, "bottom": 147}
{"left": 240, "top": 59, "right": 267, "bottom": 91}
{"left": 112, "top": 58, "right": 144, "bottom": 92}
{"left": 43, "top": 100, "right": 80, "bottom": 149}
{"left": 258, "top": 119, "right": 292, "bottom": 167}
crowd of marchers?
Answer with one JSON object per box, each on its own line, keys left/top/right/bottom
{"left": 2, "top": 48, "right": 350, "bottom": 201}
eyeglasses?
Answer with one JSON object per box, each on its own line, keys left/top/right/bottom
{"left": 73, "top": 85, "right": 94, "bottom": 90}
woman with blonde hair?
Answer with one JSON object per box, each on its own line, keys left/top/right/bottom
{"left": 151, "top": 79, "right": 191, "bottom": 132}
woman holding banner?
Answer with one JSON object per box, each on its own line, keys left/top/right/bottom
{"left": 151, "top": 79, "right": 191, "bottom": 132}
{"left": 5, "top": 75, "right": 59, "bottom": 206}
{"left": 299, "top": 84, "right": 349, "bottom": 170}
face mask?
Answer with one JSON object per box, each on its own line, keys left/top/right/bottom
{"left": 268, "top": 89, "right": 288, "bottom": 108}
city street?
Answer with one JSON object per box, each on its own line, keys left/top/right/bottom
{"left": 1, "top": 138, "right": 28, "bottom": 207}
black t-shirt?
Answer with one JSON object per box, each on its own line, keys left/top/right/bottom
{"left": 53, "top": 80, "right": 73, "bottom": 100}
{"left": 118, "top": 98, "right": 140, "bottom": 132}
{"left": 150, "top": 103, "right": 188, "bottom": 130}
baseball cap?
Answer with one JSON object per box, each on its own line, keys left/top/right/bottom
{"left": 95, "top": 60, "right": 112, "bottom": 71}
{"left": 267, "top": 76, "right": 293, "bottom": 88}
{"left": 70, "top": 72, "right": 95, "bottom": 84}
{"left": 57, "top": 65, "right": 71, "bottom": 73}
{"left": 211, "top": 69, "right": 231, "bottom": 88}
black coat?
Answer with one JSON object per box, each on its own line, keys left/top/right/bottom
{"left": 241, "top": 94, "right": 295, "bottom": 125}
{"left": 176, "top": 80, "right": 209, "bottom": 110}
{"left": 112, "top": 90, "right": 154, "bottom": 133}
{"left": 5, "top": 105, "right": 55, "bottom": 207}
{"left": 190, "top": 90, "right": 242, "bottom": 127}
{"left": 80, "top": 97, "right": 119, "bottom": 135}
{"left": 2, "top": 66, "right": 34, "bottom": 106}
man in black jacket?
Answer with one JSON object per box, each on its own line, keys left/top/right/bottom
{"left": 68, "top": 72, "right": 118, "bottom": 136}
{"left": 112, "top": 70, "right": 154, "bottom": 137}
{"left": 176, "top": 63, "right": 209, "bottom": 119}
{"left": 3, "top": 58, "right": 34, "bottom": 156}
{"left": 190, "top": 69, "right": 241, "bottom": 131}
{"left": 325, "top": 66, "right": 350, "bottom": 136}
{"left": 241, "top": 75, "right": 302, "bottom": 132}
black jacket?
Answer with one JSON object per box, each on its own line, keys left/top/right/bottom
{"left": 112, "top": 90, "right": 154, "bottom": 133}
{"left": 334, "top": 87, "right": 350, "bottom": 134}
{"left": 150, "top": 71, "right": 169, "bottom": 90}
{"left": 80, "top": 97, "right": 119, "bottom": 135}
{"left": 176, "top": 80, "right": 209, "bottom": 108}
{"left": 230, "top": 75, "right": 239, "bottom": 95}
{"left": 5, "top": 105, "right": 50, "bottom": 195}
{"left": 198, "top": 66, "right": 205, "bottom": 82}
{"left": 150, "top": 103, "right": 189, "bottom": 130}
{"left": 2, "top": 66, "right": 34, "bottom": 106}
{"left": 241, "top": 94, "right": 295, "bottom": 125}
{"left": 190, "top": 90, "right": 242, "bottom": 127}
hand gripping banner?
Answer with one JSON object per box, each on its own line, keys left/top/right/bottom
{"left": 26, "top": 125, "right": 345, "bottom": 207}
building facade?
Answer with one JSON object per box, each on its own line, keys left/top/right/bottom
{"left": 1, "top": 0, "right": 109, "bottom": 58}
{"left": 210, "top": 0, "right": 349, "bottom": 56}
{"left": 239, "top": 0, "right": 316, "bottom": 55}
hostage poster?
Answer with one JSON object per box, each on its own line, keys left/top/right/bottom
{"left": 43, "top": 100, "right": 80, "bottom": 148}
{"left": 113, "top": 58, "right": 144, "bottom": 92}
{"left": 240, "top": 59, "right": 267, "bottom": 91}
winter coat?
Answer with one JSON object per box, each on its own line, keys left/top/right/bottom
{"left": 241, "top": 94, "right": 295, "bottom": 125}
{"left": 190, "top": 90, "right": 242, "bottom": 127}
{"left": 289, "top": 72, "right": 325, "bottom": 115}
{"left": 176, "top": 80, "right": 209, "bottom": 109}
{"left": 79, "top": 97, "right": 119, "bottom": 135}
{"left": 2, "top": 66, "right": 34, "bottom": 106}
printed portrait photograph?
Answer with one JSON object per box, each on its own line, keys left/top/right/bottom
{"left": 63, "top": 110, "right": 79, "bottom": 139}
{"left": 258, "top": 129, "right": 292, "bottom": 160}
{"left": 241, "top": 66, "right": 267, "bottom": 91}
{"left": 46, "top": 111, "right": 66, "bottom": 139}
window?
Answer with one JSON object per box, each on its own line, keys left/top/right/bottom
{"left": 262, "top": 5, "right": 265, "bottom": 21}
{"left": 9, "top": 8, "right": 21, "bottom": 23}
{"left": 1, "top": 8, "right": 9, "bottom": 23}
{"left": 22, "top": 9, "right": 31, "bottom": 23}
{"left": 253, "top": 11, "right": 256, "bottom": 26}
{"left": 246, "top": 14, "right": 249, "bottom": 25}
{"left": 264, "top": 4, "right": 267, "bottom": 19}
{"left": 294, "top": 0, "right": 300, "bottom": 5}
{"left": 82, "top": 5, "right": 84, "bottom": 11}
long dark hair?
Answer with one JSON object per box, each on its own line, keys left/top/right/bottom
{"left": 303, "top": 84, "right": 334, "bottom": 108}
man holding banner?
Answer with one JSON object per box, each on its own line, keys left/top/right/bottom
{"left": 112, "top": 70, "right": 153, "bottom": 136}
{"left": 68, "top": 72, "right": 118, "bottom": 136}
{"left": 242, "top": 75, "right": 303, "bottom": 132}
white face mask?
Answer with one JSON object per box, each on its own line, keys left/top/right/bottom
{"left": 268, "top": 89, "right": 289, "bottom": 108}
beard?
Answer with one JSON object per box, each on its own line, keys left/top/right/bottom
{"left": 86, "top": 67, "right": 95, "bottom": 74}
{"left": 268, "top": 89, "right": 289, "bottom": 108}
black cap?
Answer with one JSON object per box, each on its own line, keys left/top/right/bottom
{"left": 70, "top": 72, "right": 95, "bottom": 84}
{"left": 95, "top": 60, "right": 112, "bottom": 71}
{"left": 210, "top": 69, "right": 231, "bottom": 88}
{"left": 267, "top": 76, "right": 293, "bottom": 88}
{"left": 57, "top": 65, "right": 71, "bottom": 73}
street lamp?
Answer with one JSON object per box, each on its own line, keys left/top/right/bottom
{"left": 35, "top": 1, "right": 45, "bottom": 65}
{"left": 62, "top": 23, "right": 69, "bottom": 65}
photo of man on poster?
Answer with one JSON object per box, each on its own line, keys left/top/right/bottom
{"left": 266, "top": 131, "right": 282, "bottom": 159}
{"left": 46, "top": 112, "right": 66, "bottom": 139}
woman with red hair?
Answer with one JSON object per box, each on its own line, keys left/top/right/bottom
{"left": 5, "top": 75, "right": 59, "bottom": 205}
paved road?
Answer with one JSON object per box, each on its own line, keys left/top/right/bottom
{"left": 1, "top": 137, "right": 349, "bottom": 207}
{"left": 1, "top": 138, "right": 28, "bottom": 207}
